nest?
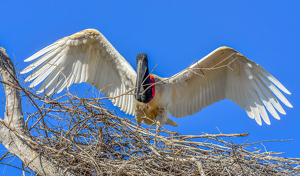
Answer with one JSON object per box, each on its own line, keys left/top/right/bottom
{"left": 0, "top": 47, "right": 299, "bottom": 175}
{"left": 10, "top": 87, "right": 297, "bottom": 176}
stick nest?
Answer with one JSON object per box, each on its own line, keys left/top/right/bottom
{"left": 0, "top": 47, "right": 299, "bottom": 175}
{"left": 10, "top": 86, "right": 296, "bottom": 176}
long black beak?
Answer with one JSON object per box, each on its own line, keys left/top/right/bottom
{"left": 135, "top": 53, "right": 152, "bottom": 103}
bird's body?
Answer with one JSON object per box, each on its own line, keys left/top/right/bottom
{"left": 21, "top": 29, "right": 292, "bottom": 127}
{"left": 135, "top": 74, "right": 178, "bottom": 126}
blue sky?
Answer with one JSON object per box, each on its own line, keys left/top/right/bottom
{"left": 1, "top": 1, "right": 299, "bottom": 175}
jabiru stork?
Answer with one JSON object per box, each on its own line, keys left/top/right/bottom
{"left": 21, "top": 29, "right": 292, "bottom": 128}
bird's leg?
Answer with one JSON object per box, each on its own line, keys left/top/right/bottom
{"left": 154, "top": 121, "right": 161, "bottom": 148}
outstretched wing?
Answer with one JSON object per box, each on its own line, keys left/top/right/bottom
{"left": 21, "top": 29, "right": 136, "bottom": 115}
{"left": 168, "top": 46, "right": 292, "bottom": 125}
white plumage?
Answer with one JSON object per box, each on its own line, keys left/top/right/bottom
{"left": 167, "top": 47, "right": 292, "bottom": 125}
{"left": 22, "top": 29, "right": 137, "bottom": 115}
{"left": 21, "top": 29, "right": 292, "bottom": 126}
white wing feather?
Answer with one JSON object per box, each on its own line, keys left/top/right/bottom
{"left": 168, "top": 46, "right": 292, "bottom": 125}
{"left": 21, "top": 29, "right": 137, "bottom": 115}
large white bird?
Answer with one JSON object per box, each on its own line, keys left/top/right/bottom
{"left": 21, "top": 29, "right": 292, "bottom": 127}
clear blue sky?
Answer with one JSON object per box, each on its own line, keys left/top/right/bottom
{"left": 1, "top": 1, "right": 299, "bottom": 175}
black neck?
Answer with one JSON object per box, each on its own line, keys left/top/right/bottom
{"left": 135, "top": 68, "right": 153, "bottom": 103}
{"left": 135, "top": 53, "right": 153, "bottom": 103}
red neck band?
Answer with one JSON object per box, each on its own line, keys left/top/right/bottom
{"left": 149, "top": 75, "right": 155, "bottom": 102}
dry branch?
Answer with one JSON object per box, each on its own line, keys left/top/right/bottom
{"left": 0, "top": 47, "right": 75, "bottom": 175}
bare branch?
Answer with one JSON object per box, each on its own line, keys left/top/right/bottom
{"left": 0, "top": 47, "right": 75, "bottom": 176}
